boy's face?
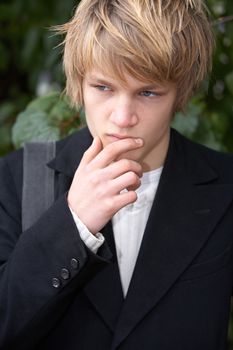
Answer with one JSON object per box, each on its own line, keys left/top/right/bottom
{"left": 83, "top": 69, "right": 177, "bottom": 171}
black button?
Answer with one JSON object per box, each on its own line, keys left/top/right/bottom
{"left": 71, "top": 258, "right": 79, "bottom": 270}
{"left": 61, "top": 268, "right": 70, "bottom": 280}
{"left": 52, "top": 278, "right": 61, "bottom": 288}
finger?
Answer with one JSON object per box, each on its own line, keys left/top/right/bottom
{"left": 79, "top": 136, "right": 103, "bottom": 168}
{"left": 110, "top": 171, "right": 141, "bottom": 194}
{"left": 112, "top": 190, "right": 138, "bottom": 212}
{"left": 91, "top": 138, "right": 143, "bottom": 169}
{"left": 101, "top": 158, "right": 143, "bottom": 180}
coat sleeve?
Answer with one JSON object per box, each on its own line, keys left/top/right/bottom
{"left": 0, "top": 152, "right": 112, "bottom": 349}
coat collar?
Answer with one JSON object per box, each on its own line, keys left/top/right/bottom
{"left": 48, "top": 126, "right": 217, "bottom": 184}
{"left": 48, "top": 127, "right": 233, "bottom": 347}
{"left": 48, "top": 127, "right": 93, "bottom": 178}
{"left": 111, "top": 129, "right": 233, "bottom": 348}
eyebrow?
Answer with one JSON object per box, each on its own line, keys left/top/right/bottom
{"left": 87, "top": 77, "right": 115, "bottom": 86}
{"left": 86, "top": 75, "right": 162, "bottom": 90}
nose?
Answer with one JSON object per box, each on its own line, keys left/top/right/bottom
{"left": 109, "top": 96, "right": 138, "bottom": 128}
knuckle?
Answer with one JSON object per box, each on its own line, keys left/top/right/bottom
{"left": 104, "top": 197, "right": 115, "bottom": 214}
{"left": 128, "top": 171, "right": 138, "bottom": 183}
{"left": 128, "top": 191, "right": 137, "bottom": 202}
{"left": 89, "top": 173, "right": 99, "bottom": 186}
{"left": 95, "top": 186, "right": 105, "bottom": 198}
{"left": 102, "top": 167, "right": 110, "bottom": 179}
{"left": 136, "top": 162, "right": 143, "bottom": 173}
{"left": 95, "top": 178, "right": 110, "bottom": 198}
{"left": 121, "top": 159, "right": 131, "bottom": 169}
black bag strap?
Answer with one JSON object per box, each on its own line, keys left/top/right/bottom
{"left": 22, "top": 141, "right": 56, "bottom": 231}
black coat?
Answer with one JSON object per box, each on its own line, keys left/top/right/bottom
{"left": 0, "top": 127, "right": 233, "bottom": 350}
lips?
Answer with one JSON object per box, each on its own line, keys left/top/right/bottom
{"left": 107, "top": 133, "right": 134, "bottom": 141}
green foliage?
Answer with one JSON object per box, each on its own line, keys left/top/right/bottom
{"left": 12, "top": 92, "right": 82, "bottom": 148}
{"left": 0, "top": 0, "right": 78, "bottom": 154}
{"left": 1, "top": 0, "right": 233, "bottom": 154}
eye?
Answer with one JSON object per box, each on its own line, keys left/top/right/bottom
{"left": 139, "top": 91, "right": 157, "bottom": 97}
{"left": 94, "top": 85, "right": 111, "bottom": 91}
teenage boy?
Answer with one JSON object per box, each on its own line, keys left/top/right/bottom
{"left": 1, "top": 1, "right": 233, "bottom": 349}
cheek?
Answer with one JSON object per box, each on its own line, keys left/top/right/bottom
{"left": 84, "top": 107, "right": 96, "bottom": 133}
{"left": 140, "top": 108, "right": 173, "bottom": 143}
{"left": 85, "top": 111, "right": 106, "bottom": 145}
{"left": 85, "top": 101, "right": 110, "bottom": 139}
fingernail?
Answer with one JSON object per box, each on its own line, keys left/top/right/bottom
{"left": 135, "top": 138, "right": 143, "bottom": 145}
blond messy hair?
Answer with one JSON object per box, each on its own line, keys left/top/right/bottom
{"left": 58, "top": 0, "right": 214, "bottom": 111}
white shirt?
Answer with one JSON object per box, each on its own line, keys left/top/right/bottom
{"left": 70, "top": 167, "right": 163, "bottom": 297}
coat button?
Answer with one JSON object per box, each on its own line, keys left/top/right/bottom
{"left": 61, "top": 268, "right": 70, "bottom": 280}
{"left": 52, "top": 278, "right": 61, "bottom": 288}
{"left": 71, "top": 258, "right": 79, "bottom": 270}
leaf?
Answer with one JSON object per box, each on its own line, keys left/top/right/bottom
{"left": 172, "top": 99, "right": 204, "bottom": 138}
{"left": 12, "top": 109, "right": 60, "bottom": 148}
{"left": 48, "top": 96, "right": 77, "bottom": 122}
{"left": 27, "top": 92, "right": 60, "bottom": 113}
{"left": 12, "top": 92, "right": 82, "bottom": 148}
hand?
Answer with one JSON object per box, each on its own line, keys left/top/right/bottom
{"left": 67, "top": 136, "right": 143, "bottom": 234}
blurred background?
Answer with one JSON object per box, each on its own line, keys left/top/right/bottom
{"left": 0, "top": 0, "right": 233, "bottom": 346}
{"left": 0, "top": 0, "right": 233, "bottom": 155}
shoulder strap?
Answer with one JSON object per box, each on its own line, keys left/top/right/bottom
{"left": 22, "top": 141, "right": 56, "bottom": 231}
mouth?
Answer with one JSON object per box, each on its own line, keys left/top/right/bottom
{"left": 106, "top": 133, "right": 135, "bottom": 142}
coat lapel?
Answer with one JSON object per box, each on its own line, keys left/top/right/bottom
{"left": 48, "top": 127, "right": 93, "bottom": 179}
{"left": 48, "top": 127, "right": 124, "bottom": 332}
{"left": 112, "top": 129, "right": 233, "bottom": 348}
{"left": 48, "top": 127, "right": 233, "bottom": 345}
